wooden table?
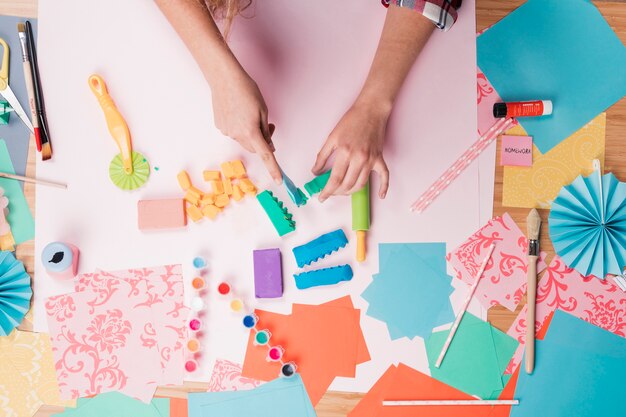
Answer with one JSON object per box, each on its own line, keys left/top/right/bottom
{"left": 1, "top": 0, "right": 624, "bottom": 415}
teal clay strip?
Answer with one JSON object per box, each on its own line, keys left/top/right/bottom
{"left": 257, "top": 190, "right": 296, "bottom": 236}
{"left": 304, "top": 171, "right": 331, "bottom": 196}
{"left": 294, "top": 264, "right": 353, "bottom": 289}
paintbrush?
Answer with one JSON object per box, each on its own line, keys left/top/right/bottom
{"left": 526, "top": 208, "right": 541, "bottom": 374}
{"left": 17, "top": 23, "right": 39, "bottom": 149}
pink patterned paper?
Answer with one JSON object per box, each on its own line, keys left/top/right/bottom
{"left": 447, "top": 213, "right": 548, "bottom": 311}
{"left": 207, "top": 359, "right": 263, "bottom": 392}
{"left": 45, "top": 279, "right": 162, "bottom": 402}
{"left": 505, "top": 256, "right": 626, "bottom": 374}
{"left": 91, "top": 265, "right": 189, "bottom": 385}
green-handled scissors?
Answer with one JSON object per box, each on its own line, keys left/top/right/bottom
{"left": 0, "top": 38, "right": 34, "bottom": 133}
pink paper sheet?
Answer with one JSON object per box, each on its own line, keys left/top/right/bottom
{"left": 447, "top": 213, "right": 547, "bottom": 311}
{"left": 207, "top": 359, "right": 263, "bottom": 392}
{"left": 505, "top": 256, "right": 626, "bottom": 374}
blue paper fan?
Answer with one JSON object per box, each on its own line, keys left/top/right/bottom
{"left": 0, "top": 251, "right": 32, "bottom": 336}
{"left": 549, "top": 170, "right": 626, "bottom": 280}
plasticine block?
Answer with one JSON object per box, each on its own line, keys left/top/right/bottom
{"left": 239, "top": 178, "right": 256, "bottom": 193}
{"left": 232, "top": 185, "right": 245, "bottom": 201}
{"left": 0, "top": 232, "right": 15, "bottom": 251}
{"left": 177, "top": 170, "right": 192, "bottom": 190}
{"left": 304, "top": 171, "right": 331, "bottom": 196}
{"left": 223, "top": 176, "right": 234, "bottom": 195}
{"left": 231, "top": 160, "right": 246, "bottom": 178}
{"left": 210, "top": 180, "right": 224, "bottom": 195}
{"left": 186, "top": 204, "right": 203, "bottom": 222}
{"left": 138, "top": 198, "right": 187, "bottom": 230}
{"left": 294, "top": 264, "right": 353, "bottom": 290}
{"left": 245, "top": 187, "right": 258, "bottom": 196}
{"left": 253, "top": 248, "right": 283, "bottom": 298}
{"left": 292, "top": 229, "right": 348, "bottom": 268}
{"left": 203, "top": 170, "right": 221, "bottom": 181}
{"left": 220, "top": 161, "right": 235, "bottom": 178}
{"left": 200, "top": 193, "right": 216, "bottom": 207}
{"left": 202, "top": 204, "right": 221, "bottom": 220}
{"left": 256, "top": 190, "right": 296, "bottom": 237}
{"left": 214, "top": 193, "right": 230, "bottom": 208}
{"left": 184, "top": 190, "right": 201, "bottom": 206}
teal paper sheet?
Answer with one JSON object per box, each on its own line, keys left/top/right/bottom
{"left": 362, "top": 243, "right": 454, "bottom": 340}
{"left": 549, "top": 172, "right": 626, "bottom": 279}
{"left": 425, "top": 313, "right": 518, "bottom": 399}
{"left": 512, "top": 310, "right": 626, "bottom": 417}
{"left": 53, "top": 392, "right": 170, "bottom": 417}
{"left": 188, "top": 374, "right": 315, "bottom": 417}
{"left": 0, "top": 140, "right": 34, "bottom": 244}
{"left": 477, "top": 0, "right": 626, "bottom": 153}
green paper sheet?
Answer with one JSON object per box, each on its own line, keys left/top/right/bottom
{"left": 425, "top": 313, "right": 518, "bottom": 399}
{"left": 53, "top": 392, "right": 170, "bottom": 417}
{"left": 0, "top": 140, "right": 34, "bottom": 244}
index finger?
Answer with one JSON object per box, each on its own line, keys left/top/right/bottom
{"left": 252, "top": 131, "right": 283, "bottom": 185}
{"left": 319, "top": 156, "right": 349, "bottom": 202}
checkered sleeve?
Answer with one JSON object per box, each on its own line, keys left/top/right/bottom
{"left": 382, "top": 0, "right": 462, "bottom": 31}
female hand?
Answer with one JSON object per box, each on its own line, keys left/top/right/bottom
{"left": 211, "top": 66, "right": 282, "bottom": 184}
{"left": 312, "top": 100, "right": 390, "bottom": 202}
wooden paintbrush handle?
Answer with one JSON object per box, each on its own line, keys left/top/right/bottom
{"left": 526, "top": 255, "right": 538, "bottom": 374}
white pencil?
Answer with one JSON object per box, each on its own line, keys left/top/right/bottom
{"left": 435, "top": 243, "right": 496, "bottom": 368}
{"left": 383, "top": 399, "right": 519, "bottom": 407}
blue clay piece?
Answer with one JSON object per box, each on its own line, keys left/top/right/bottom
{"left": 294, "top": 264, "right": 353, "bottom": 290}
{"left": 292, "top": 229, "right": 348, "bottom": 268}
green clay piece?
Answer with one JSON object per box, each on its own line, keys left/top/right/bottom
{"left": 0, "top": 101, "right": 11, "bottom": 125}
{"left": 304, "top": 171, "right": 331, "bottom": 197}
{"left": 109, "top": 151, "right": 150, "bottom": 191}
{"left": 257, "top": 190, "right": 296, "bottom": 236}
{"left": 351, "top": 182, "right": 370, "bottom": 231}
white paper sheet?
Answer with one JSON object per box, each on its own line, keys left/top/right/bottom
{"left": 35, "top": 0, "right": 482, "bottom": 392}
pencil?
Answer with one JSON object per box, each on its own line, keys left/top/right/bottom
{"left": 525, "top": 209, "right": 542, "bottom": 374}
{"left": 0, "top": 171, "right": 66, "bottom": 189}
{"left": 25, "top": 21, "right": 52, "bottom": 161}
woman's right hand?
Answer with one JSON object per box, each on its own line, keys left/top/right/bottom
{"left": 211, "top": 65, "right": 282, "bottom": 184}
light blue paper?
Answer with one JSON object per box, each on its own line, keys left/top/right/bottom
{"left": 549, "top": 172, "right": 626, "bottom": 279}
{"left": 189, "top": 374, "right": 315, "bottom": 417}
{"left": 512, "top": 310, "right": 626, "bottom": 417}
{"left": 0, "top": 140, "right": 34, "bottom": 244}
{"left": 53, "top": 392, "right": 170, "bottom": 417}
{"left": 362, "top": 243, "right": 455, "bottom": 340}
{"left": 0, "top": 16, "right": 38, "bottom": 178}
{"left": 477, "top": 0, "right": 626, "bottom": 153}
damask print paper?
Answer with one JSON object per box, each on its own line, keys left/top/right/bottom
{"left": 447, "top": 213, "right": 548, "bottom": 311}
{"left": 207, "top": 359, "right": 263, "bottom": 392}
{"left": 505, "top": 256, "right": 626, "bottom": 374}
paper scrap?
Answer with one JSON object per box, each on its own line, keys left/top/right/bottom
{"left": 0, "top": 140, "right": 34, "bottom": 244}
{"left": 505, "top": 256, "right": 626, "bottom": 373}
{"left": 362, "top": 243, "right": 455, "bottom": 340}
{"left": 512, "top": 310, "right": 626, "bottom": 417}
{"left": 425, "top": 313, "right": 518, "bottom": 399}
{"left": 53, "top": 392, "right": 170, "bottom": 417}
{"left": 502, "top": 113, "right": 606, "bottom": 209}
{"left": 447, "top": 213, "right": 547, "bottom": 311}
{"left": 208, "top": 359, "right": 263, "bottom": 392}
{"left": 477, "top": 0, "right": 626, "bottom": 153}
{"left": 500, "top": 135, "right": 532, "bottom": 167}
{"left": 189, "top": 374, "right": 315, "bottom": 417}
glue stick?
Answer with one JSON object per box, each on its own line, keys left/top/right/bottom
{"left": 493, "top": 100, "right": 552, "bottom": 118}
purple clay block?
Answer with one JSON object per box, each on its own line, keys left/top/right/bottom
{"left": 253, "top": 248, "right": 283, "bottom": 298}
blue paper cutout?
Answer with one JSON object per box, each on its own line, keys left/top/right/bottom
{"left": 477, "top": 0, "right": 626, "bottom": 153}
{"left": 294, "top": 264, "right": 353, "bottom": 289}
{"left": 188, "top": 374, "right": 315, "bottom": 417}
{"left": 549, "top": 172, "right": 626, "bottom": 279}
{"left": 512, "top": 310, "right": 626, "bottom": 417}
{"left": 361, "top": 243, "right": 455, "bottom": 340}
{"left": 0, "top": 251, "right": 31, "bottom": 336}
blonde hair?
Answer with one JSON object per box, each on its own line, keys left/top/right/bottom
{"left": 199, "top": 0, "right": 251, "bottom": 37}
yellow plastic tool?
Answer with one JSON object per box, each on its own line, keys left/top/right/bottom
{"left": 0, "top": 38, "right": 34, "bottom": 132}
{"left": 89, "top": 74, "right": 149, "bottom": 190}
{"left": 352, "top": 181, "right": 370, "bottom": 262}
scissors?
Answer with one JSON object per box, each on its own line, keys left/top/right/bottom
{"left": 0, "top": 38, "right": 34, "bottom": 133}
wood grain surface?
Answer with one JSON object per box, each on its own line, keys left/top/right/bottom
{"left": 1, "top": 0, "right": 624, "bottom": 415}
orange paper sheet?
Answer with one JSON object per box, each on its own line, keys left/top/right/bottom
{"left": 241, "top": 296, "right": 369, "bottom": 405}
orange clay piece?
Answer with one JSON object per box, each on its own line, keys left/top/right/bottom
{"left": 232, "top": 185, "right": 245, "bottom": 201}
{"left": 203, "top": 170, "right": 221, "bottom": 181}
{"left": 231, "top": 160, "right": 246, "bottom": 178}
{"left": 223, "top": 176, "right": 234, "bottom": 195}
{"left": 186, "top": 204, "right": 203, "bottom": 222}
{"left": 202, "top": 204, "right": 221, "bottom": 220}
{"left": 210, "top": 180, "right": 224, "bottom": 195}
{"left": 220, "top": 161, "right": 235, "bottom": 179}
{"left": 239, "top": 178, "right": 256, "bottom": 193}
{"left": 192, "top": 277, "right": 206, "bottom": 290}
{"left": 200, "top": 193, "right": 216, "bottom": 207}
{"left": 177, "top": 171, "right": 192, "bottom": 191}
{"left": 184, "top": 190, "right": 201, "bottom": 206}
{"left": 214, "top": 193, "right": 230, "bottom": 208}
{"left": 187, "top": 186, "right": 203, "bottom": 199}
